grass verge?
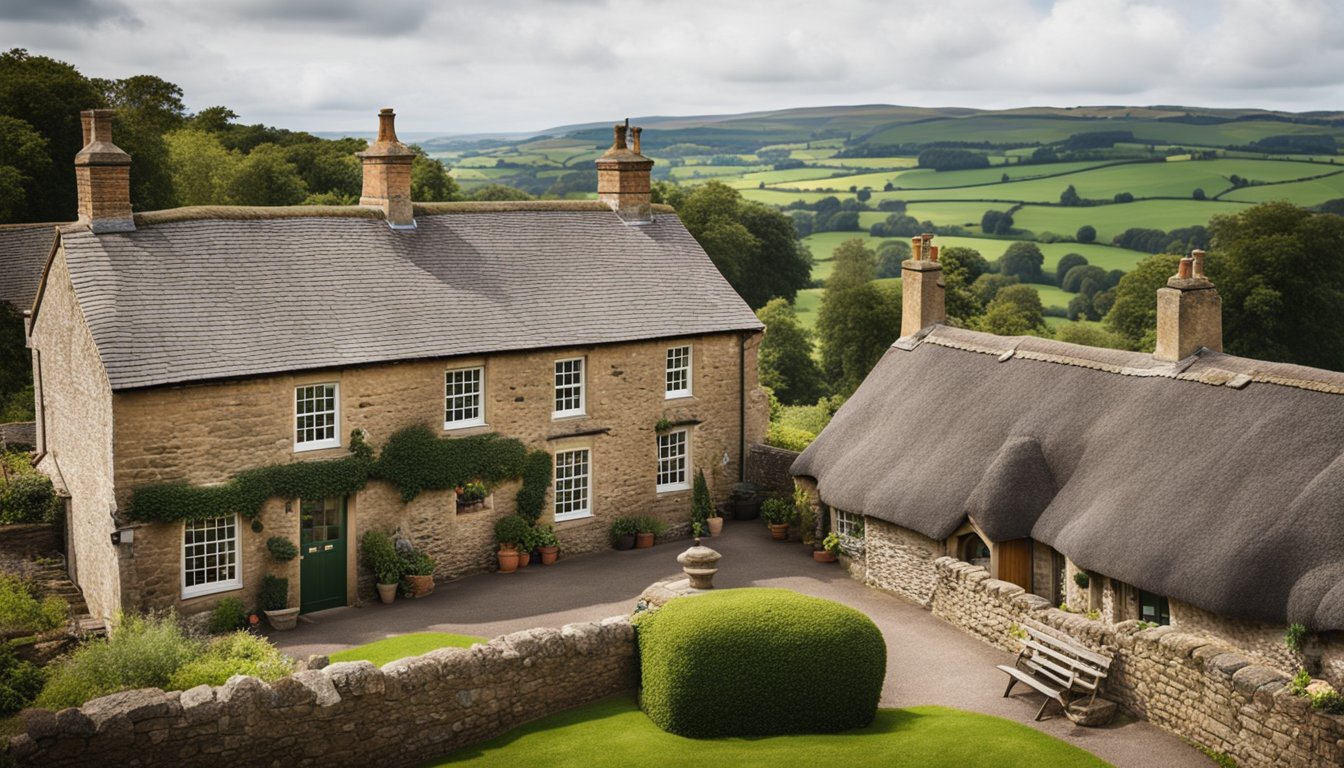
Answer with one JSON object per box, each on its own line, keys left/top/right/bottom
{"left": 328, "top": 632, "right": 486, "bottom": 667}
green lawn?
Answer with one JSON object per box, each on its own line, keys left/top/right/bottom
{"left": 793, "top": 287, "right": 823, "bottom": 331}
{"left": 328, "top": 632, "right": 486, "bottom": 667}
{"left": 1031, "top": 284, "right": 1078, "bottom": 311}
{"left": 426, "top": 696, "right": 1111, "bottom": 767}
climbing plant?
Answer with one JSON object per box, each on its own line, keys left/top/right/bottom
{"left": 126, "top": 425, "right": 552, "bottom": 524}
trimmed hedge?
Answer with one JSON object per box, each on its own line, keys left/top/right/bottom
{"left": 633, "top": 588, "right": 885, "bottom": 737}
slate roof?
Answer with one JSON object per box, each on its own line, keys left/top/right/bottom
{"left": 792, "top": 325, "right": 1344, "bottom": 630}
{"left": 48, "top": 203, "right": 761, "bottom": 390}
{"left": 0, "top": 224, "right": 60, "bottom": 312}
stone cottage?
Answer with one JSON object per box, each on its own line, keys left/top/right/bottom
{"left": 27, "top": 108, "right": 767, "bottom": 622}
{"left": 792, "top": 236, "right": 1344, "bottom": 685}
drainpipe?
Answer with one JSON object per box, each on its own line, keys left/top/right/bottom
{"left": 738, "top": 331, "right": 746, "bottom": 483}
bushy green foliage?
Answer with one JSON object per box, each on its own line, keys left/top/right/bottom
{"left": 36, "top": 613, "right": 200, "bottom": 709}
{"left": 817, "top": 239, "right": 900, "bottom": 396}
{"left": 633, "top": 589, "right": 885, "bottom": 737}
{"left": 207, "top": 597, "right": 247, "bottom": 634}
{"left": 0, "top": 457, "right": 59, "bottom": 524}
{"left": 609, "top": 517, "right": 638, "bottom": 542}
{"left": 690, "top": 469, "right": 714, "bottom": 526}
{"left": 756, "top": 298, "right": 824, "bottom": 406}
{"left": 760, "top": 497, "right": 794, "bottom": 525}
{"left": 515, "top": 449, "right": 553, "bottom": 524}
{"left": 634, "top": 517, "right": 666, "bottom": 536}
{"left": 0, "top": 574, "right": 67, "bottom": 635}
{"left": 258, "top": 576, "right": 288, "bottom": 612}
{"left": 765, "top": 423, "right": 814, "bottom": 452}
{"left": 166, "top": 631, "right": 292, "bottom": 690}
{"left": 401, "top": 550, "right": 435, "bottom": 577}
{"left": 0, "top": 642, "right": 44, "bottom": 717}
{"left": 265, "top": 536, "right": 298, "bottom": 562}
{"left": 1285, "top": 623, "right": 1307, "bottom": 653}
{"left": 362, "top": 530, "right": 402, "bottom": 584}
{"left": 494, "top": 515, "right": 531, "bottom": 547}
{"left": 376, "top": 425, "right": 524, "bottom": 503}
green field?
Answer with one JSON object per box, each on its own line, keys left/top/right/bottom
{"left": 1032, "top": 284, "right": 1079, "bottom": 311}
{"left": 1221, "top": 171, "right": 1344, "bottom": 205}
{"left": 1010, "top": 199, "right": 1252, "bottom": 242}
{"left": 427, "top": 696, "right": 1111, "bottom": 768}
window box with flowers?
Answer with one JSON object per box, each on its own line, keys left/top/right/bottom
{"left": 455, "top": 480, "right": 491, "bottom": 512}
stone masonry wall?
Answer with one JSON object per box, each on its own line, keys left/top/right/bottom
{"left": 107, "top": 331, "right": 766, "bottom": 619}
{"left": 29, "top": 248, "right": 121, "bottom": 620}
{"left": 928, "top": 556, "right": 1344, "bottom": 768}
{"left": 5, "top": 617, "right": 638, "bottom": 768}
{"left": 863, "top": 517, "right": 943, "bottom": 607}
{"left": 745, "top": 444, "right": 798, "bottom": 499}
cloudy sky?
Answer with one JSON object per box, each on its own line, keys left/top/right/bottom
{"left": 2, "top": 0, "right": 1342, "bottom": 135}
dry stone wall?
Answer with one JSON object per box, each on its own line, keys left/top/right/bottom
{"left": 863, "top": 518, "right": 942, "bottom": 607}
{"left": 927, "top": 556, "right": 1344, "bottom": 767}
{"left": 4, "top": 617, "right": 637, "bottom": 768}
{"left": 745, "top": 444, "right": 798, "bottom": 499}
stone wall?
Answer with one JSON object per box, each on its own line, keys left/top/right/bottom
{"left": 0, "top": 421, "right": 36, "bottom": 451}
{"left": 4, "top": 617, "right": 638, "bottom": 768}
{"left": 928, "top": 556, "right": 1344, "bottom": 768}
{"left": 863, "top": 517, "right": 942, "bottom": 607}
{"left": 29, "top": 249, "right": 121, "bottom": 620}
{"left": 745, "top": 444, "right": 798, "bottom": 498}
{"left": 104, "top": 331, "right": 766, "bottom": 619}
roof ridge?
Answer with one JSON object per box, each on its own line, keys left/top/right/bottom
{"left": 127, "top": 202, "right": 680, "bottom": 227}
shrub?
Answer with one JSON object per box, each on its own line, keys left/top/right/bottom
{"left": 0, "top": 642, "right": 45, "bottom": 717}
{"left": 1073, "top": 572, "right": 1090, "bottom": 589}
{"left": 634, "top": 588, "right": 885, "bottom": 737}
{"left": 36, "top": 613, "right": 200, "bottom": 709}
{"left": 361, "top": 529, "right": 402, "bottom": 584}
{"left": 401, "top": 550, "right": 435, "bottom": 577}
{"left": 610, "top": 517, "right": 638, "bottom": 543}
{"left": 760, "top": 497, "right": 794, "bottom": 525}
{"left": 494, "top": 515, "right": 531, "bottom": 547}
{"left": 265, "top": 536, "right": 298, "bottom": 562}
{"left": 690, "top": 469, "right": 713, "bottom": 526}
{"left": 634, "top": 517, "right": 666, "bottom": 536}
{"left": 167, "top": 631, "right": 292, "bottom": 689}
{"left": 259, "top": 576, "right": 289, "bottom": 612}
{"left": 766, "top": 423, "right": 815, "bottom": 452}
{"left": 208, "top": 597, "right": 247, "bottom": 634}
{"left": 0, "top": 471, "right": 59, "bottom": 524}
{"left": 0, "top": 574, "right": 67, "bottom": 636}
{"left": 1285, "top": 622, "right": 1307, "bottom": 653}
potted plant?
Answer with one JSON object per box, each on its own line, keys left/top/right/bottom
{"left": 816, "top": 532, "right": 842, "bottom": 563}
{"left": 401, "top": 549, "right": 436, "bottom": 598}
{"left": 361, "top": 529, "right": 403, "bottom": 604}
{"left": 494, "top": 514, "right": 530, "bottom": 573}
{"left": 635, "top": 516, "right": 665, "bottom": 548}
{"left": 260, "top": 575, "right": 298, "bottom": 630}
{"left": 455, "top": 480, "right": 489, "bottom": 510}
{"left": 610, "top": 517, "right": 638, "bottom": 550}
{"left": 690, "top": 469, "right": 723, "bottom": 537}
{"left": 535, "top": 525, "right": 560, "bottom": 565}
{"left": 761, "top": 497, "right": 793, "bottom": 541}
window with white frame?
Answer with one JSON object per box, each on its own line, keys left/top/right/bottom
{"left": 835, "top": 509, "right": 863, "bottom": 539}
{"left": 553, "top": 358, "right": 585, "bottom": 417}
{"left": 656, "top": 429, "right": 690, "bottom": 491}
{"left": 665, "top": 345, "right": 691, "bottom": 398}
{"left": 295, "top": 383, "right": 339, "bottom": 450}
{"left": 554, "top": 448, "right": 591, "bottom": 521}
{"left": 182, "top": 515, "right": 241, "bottom": 598}
{"left": 444, "top": 367, "right": 485, "bottom": 428}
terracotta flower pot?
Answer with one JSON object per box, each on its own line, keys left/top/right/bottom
{"left": 813, "top": 550, "right": 837, "bottom": 563}
{"left": 635, "top": 532, "right": 655, "bottom": 548}
{"left": 497, "top": 546, "right": 520, "bottom": 573}
{"left": 376, "top": 582, "right": 398, "bottom": 604}
{"left": 707, "top": 517, "right": 724, "bottom": 537}
{"left": 406, "top": 574, "right": 434, "bottom": 598}
{"left": 768, "top": 523, "right": 789, "bottom": 541}
{"left": 518, "top": 549, "right": 532, "bottom": 568}
{"left": 539, "top": 545, "right": 559, "bottom": 565}
{"left": 614, "top": 534, "right": 636, "bottom": 551}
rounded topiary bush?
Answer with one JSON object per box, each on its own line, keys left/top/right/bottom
{"left": 634, "top": 588, "right": 885, "bottom": 737}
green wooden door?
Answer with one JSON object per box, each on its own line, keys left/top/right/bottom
{"left": 299, "top": 497, "right": 347, "bottom": 613}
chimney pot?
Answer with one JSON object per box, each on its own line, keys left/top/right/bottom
{"left": 596, "top": 119, "right": 654, "bottom": 223}
{"left": 358, "top": 107, "right": 416, "bottom": 228}
{"left": 1155, "top": 250, "right": 1222, "bottom": 361}
{"left": 1177, "top": 255, "right": 1193, "bottom": 280}
{"left": 74, "top": 109, "right": 134, "bottom": 233}
{"left": 901, "top": 234, "right": 945, "bottom": 336}
{"left": 1191, "top": 249, "right": 1206, "bottom": 279}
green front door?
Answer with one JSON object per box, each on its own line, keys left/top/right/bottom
{"left": 299, "top": 497, "right": 347, "bottom": 613}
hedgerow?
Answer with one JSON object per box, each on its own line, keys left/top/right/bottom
{"left": 633, "top": 588, "right": 885, "bottom": 737}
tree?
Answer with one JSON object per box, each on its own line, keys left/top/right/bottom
{"left": 974, "top": 284, "right": 1045, "bottom": 336}
{"left": 0, "top": 116, "right": 51, "bottom": 222}
{"left": 981, "top": 209, "right": 1014, "bottom": 235}
{"left": 1192, "top": 187, "right": 1206, "bottom": 200}
{"left": 0, "top": 302, "right": 32, "bottom": 420}
{"left": 471, "top": 184, "right": 533, "bottom": 201}
{"left": 874, "top": 239, "right": 911, "bottom": 279}
{"left": 1059, "top": 184, "right": 1081, "bottom": 206}
{"left": 226, "top": 143, "right": 307, "bottom": 206}
{"left": 971, "top": 273, "right": 1019, "bottom": 306}
{"left": 1055, "top": 253, "right": 1089, "bottom": 287}
{"left": 998, "top": 241, "right": 1045, "bottom": 283}
{"left": 165, "top": 129, "right": 240, "bottom": 206}
{"left": 756, "top": 298, "right": 825, "bottom": 406}
{"left": 1076, "top": 225, "right": 1096, "bottom": 243}
{"left": 1104, "top": 252, "right": 1181, "bottom": 350}
{"left": 411, "top": 150, "right": 461, "bottom": 202}
{"left": 856, "top": 188, "right": 872, "bottom": 203}
{"left": 1208, "top": 201, "right": 1344, "bottom": 368}
{"left": 1061, "top": 264, "right": 1110, "bottom": 294}
{"left": 676, "top": 181, "right": 811, "bottom": 308}
{"left": 938, "top": 247, "right": 987, "bottom": 325}
{"left": 816, "top": 239, "right": 901, "bottom": 396}
{"left": 1053, "top": 322, "right": 1128, "bottom": 350}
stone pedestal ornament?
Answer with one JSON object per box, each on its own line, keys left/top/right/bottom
{"left": 676, "top": 541, "right": 722, "bottom": 590}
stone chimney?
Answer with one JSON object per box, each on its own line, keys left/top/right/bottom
{"left": 357, "top": 108, "right": 416, "bottom": 228}
{"left": 1154, "top": 249, "right": 1222, "bottom": 361}
{"left": 901, "top": 233, "right": 945, "bottom": 337}
{"left": 595, "top": 120, "right": 655, "bottom": 223}
{"left": 74, "top": 109, "right": 134, "bottom": 233}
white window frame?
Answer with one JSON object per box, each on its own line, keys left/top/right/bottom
{"left": 553, "top": 358, "right": 586, "bottom": 418}
{"left": 181, "top": 515, "right": 242, "bottom": 599}
{"left": 665, "top": 345, "right": 692, "bottom": 399}
{"left": 444, "top": 366, "right": 485, "bottom": 429}
{"left": 553, "top": 448, "right": 592, "bottom": 521}
{"left": 836, "top": 509, "right": 863, "bottom": 539}
{"left": 294, "top": 382, "right": 340, "bottom": 451}
{"left": 656, "top": 428, "right": 691, "bottom": 492}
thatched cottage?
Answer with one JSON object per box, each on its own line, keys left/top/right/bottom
{"left": 793, "top": 236, "right": 1343, "bottom": 683}
{"left": 27, "top": 109, "right": 767, "bottom": 622}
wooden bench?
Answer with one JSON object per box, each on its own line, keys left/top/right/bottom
{"left": 996, "top": 626, "right": 1112, "bottom": 720}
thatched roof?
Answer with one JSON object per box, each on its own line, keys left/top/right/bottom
{"left": 792, "top": 325, "right": 1344, "bottom": 630}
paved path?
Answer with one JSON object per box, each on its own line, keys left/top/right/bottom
{"left": 274, "top": 521, "right": 1210, "bottom": 768}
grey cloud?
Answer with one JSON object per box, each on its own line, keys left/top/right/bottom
{"left": 0, "top": 0, "right": 138, "bottom": 25}
{"left": 210, "top": 0, "right": 431, "bottom": 36}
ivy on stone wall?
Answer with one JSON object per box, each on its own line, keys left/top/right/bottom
{"left": 125, "top": 425, "right": 553, "bottom": 524}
